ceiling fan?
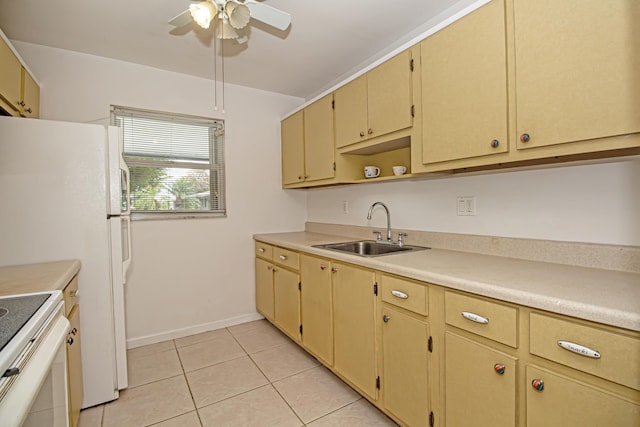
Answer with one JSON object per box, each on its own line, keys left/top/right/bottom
{"left": 169, "top": 0, "right": 291, "bottom": 43}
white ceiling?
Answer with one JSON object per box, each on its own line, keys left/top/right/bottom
{"left": 0, "top": 0, "right": 468, "bottom": 99}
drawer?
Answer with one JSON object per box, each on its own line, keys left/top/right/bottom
{"left": 63, "top": 275, "right": 79, "bottom": 317}
{"left": 530, "top": 313, "right": 640, "bottom": 391}
{"left": 380, "top": 274, "right": 428, "bottom": 316}
{"left": 273, "top": 247, "right": 299, "bottom": 270}
{"left": 255, "top": 241, "right": 273, "bottom": 259}
{"left": 445, "top": 291, "right": 518, "bottom": 348}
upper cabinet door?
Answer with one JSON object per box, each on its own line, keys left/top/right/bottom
{"left": 367, "top": 50, "right": 413, "bottom": 142}
{"left": 0, "top": 37, "right": 22, "bottom": 114}
{"left": 303, "top": 94, "right": 335, "bottom": 182}
{"left": 514, "top": 0, "right": 640, "bottom": 149}
{"left": 421, "top": 0, "right": 508, "bottom": 164}
{"left": 281, "top": 110, "right": 305, "bottom": 185}
{"left": 21, "top": 68, "right": 40, "bottom": 119}
{"left": 334, "top": 76, "right": 368, "bottom": 148}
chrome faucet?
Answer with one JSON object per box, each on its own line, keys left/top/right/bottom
{"left": 367, "top": 202, "right": 392, "bottom": 243}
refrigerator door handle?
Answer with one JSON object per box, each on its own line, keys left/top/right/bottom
{"left": 122, "top": 215, "right": 132, "bottom": 284}
{"left": 118, "top": 129, "right": 131, "bottom": 216}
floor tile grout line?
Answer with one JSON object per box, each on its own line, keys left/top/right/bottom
{"left": 173, "top": 337, "right": 206, "bottom": 427}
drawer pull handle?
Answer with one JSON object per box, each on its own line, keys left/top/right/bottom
{"left": 557, "top": 340, "right": 601, "bottom": 359}
{"left": 461, "top": 311, "right": 489, "bottom": 324}
{"left": 259, "top": 248, "right": 265, "bottom": 253}
{"left": 279, "top": 255, "right": 287, "bottom": 260}
{"left": 391, "top": 290, "right": 408, "bottom": 299}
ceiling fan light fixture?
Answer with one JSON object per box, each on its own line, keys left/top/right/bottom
{"left": 225, "top": 1, "right": 251, "bottom": 29}
{"left": 217, "top": 18, "right": 239, "bottom": 39}
{"left": 189, "top": 1, "right": 218, "bottom": 29}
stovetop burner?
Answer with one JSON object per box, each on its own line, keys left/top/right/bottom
{"left": 0, "top": 294, "right": 50, "bottom": 352}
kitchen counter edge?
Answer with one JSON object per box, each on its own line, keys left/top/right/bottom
{"left": 0, "top": 260, "right": 81, "bottom": 296}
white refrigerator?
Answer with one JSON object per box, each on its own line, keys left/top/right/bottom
{"left": 0, "top": 116, "right": 131, "bottom": 408}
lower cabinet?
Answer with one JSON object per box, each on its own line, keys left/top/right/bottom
{"left": 444, "top": 332, "right": 516, "bottom": 427}
{"left": 299, "top": 254, "right": 334, "bottom": 365}
{"left": 526, "top": 365, "right": 640, "bottom": 427}
{"left": 273, "top": 267, "right": 300, "bottom": 340}
{"left": 332, "top": 262, "right": 377, "bottom": 399}
{"left": 255, "top": 257, "right": 275, "bottom": 321}
{"left": 66, "top": 305, "right": 83, "bottom": 427}
{"left": 381, "top": 305, "right": 430, "bottom": 427}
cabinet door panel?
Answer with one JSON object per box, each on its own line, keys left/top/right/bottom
{"left": 514, "top": 0, "right": 640, "bottom": 149}
{"left": 274, "top": 268, "right": 300, "bottom": 341}
{"left": 304, "top": 95, "right": 335, "bottom": 181}
{"left": 421, "top": 0, "right": 508, "bottom": 164}
{"left": 0, "top": 37, "right": 22, "bottom": 113}
{"left": 334, "top": 76, "right": 368, "bottom": 148}
{"left": 281, "top": 111, "right": 305, "bottom": 185}
{"left": 20, "top": 68, "right": 39, "bottom": 118}
{"left": 368, "top": 50, "right": 412, "bottom": 140}
{"left": 300, "top": 255, "right": 333, "bottom": 365}
{"left": 382, "top": 306, "right": 429, "bottom": 427}
{"left": 445, "top": 332, "right": 516, "bottom": 427}
{"left": 526, "top": 365, "right": 640, "bottom": 427}
{"left": 67, "top": 305, "right": 83, "bottom": 427}
{"left": 332, "top": 262, "right": 377, "bottom": 399}
{"left": 255, "top": 258, "right": 274, "bottom": 321}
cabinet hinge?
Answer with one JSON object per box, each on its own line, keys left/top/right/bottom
{"left": 299, "top": 324, "right": 303, "bottom": 334}
{"left": 410, "top": 58, "right": 414, "bottom": 72}
{"left": 333, "top": 162, "right": 336, "bottom": 171}
{"left": 429, "top": 411, "right": 435, "bottom": 427}
{"left": 298, "top": 282, "right": 301, "bottom": 291}
{"left": 428, "top": 336, "right": 433, "bottom": 353}
{"left": 376, "top": 376, "right": 380, "bottom": 390}
{"left": 411, "top": 105, "right": 415, "bottom": 118}
{"left": 332, "top": 99, "right": 335, "bottom": 109}
{"left": 373, "top": 282, "right": 378, "bottom": 295}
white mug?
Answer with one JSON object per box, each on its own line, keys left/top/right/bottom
{"left": 364, "top": 166, "right": 380, "bottom": 178}
{"left": 392, "top": 166, "right": 407, "bottom": 176}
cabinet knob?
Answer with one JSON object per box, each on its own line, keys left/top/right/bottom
{"left": 68, "top": 290, "right": 78, "bottom": 297}
{"left": 70, "top": 327, "right": 78, "bottom": 336}
{"left": 259, "top": 248, "right": 265, "bottom": 253}
{"left": 491, "top": 139, "right": 500, "bottom": 148}
{"left": 298, "top": 175, "right": 302, "bottom": 180}
{"left": 383, "top": 315, "right": 390, "bottom": 323}
{"left": 18, "top": 100, "right": 25, "bottom": 106}
{"left": 360, "top": 131, "right": 365, "bottom": 137}
{"left": 267, "top": 265, "right": 273, "bottom": 271}
{"left": 520, "top": 133, "right": 530, "bottom": 143}
{"left": 368, "top": 128, "right": 373, "bottom": 135}
{"left": 494, "top": 364, "right": 505, "bottom": 375}
{"left": 279, "top": 255, "right": 287, "bottom": 261}
{"left": 531, "top": 379, "right": 544, "bottom": 391}
{"left": 331, "top": 267, "right": 338, "bottom": 273}
{"left": 67, "top": 337, "right": 75, "bottom": 345}
{"left": 24, "top": 107, "right": 32, "bottom": 114}
{"left": 320, "top": 264, "right": 327, "bottom": 270}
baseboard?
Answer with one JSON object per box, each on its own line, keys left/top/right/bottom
{"left": 126, "top": 312, "right": 265, "bottom": 349}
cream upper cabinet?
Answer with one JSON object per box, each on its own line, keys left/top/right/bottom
{"left": 420, "top": 0, "right": 508, "bottom": 164}
{"left": 332, "top": 262, "right": 378, "bottom": 399}
{"left": 513, "top": 0, "right": 640, "bottom": 150}
{"left": 20, "top": 68, "right": 39, "bottom": 118}
{"left": 299, "top": 254, "right": 334, "bottom": 365}
{"left": 0, "top": 36, "right": 22, "bottom": 115}
{"left": 281, "top": 110, "right": 305, "bottom": 185}
{"left": 445, "top": 332, "right": 517, "bottom": 427}
{"left": 303, "top": 94, "right": 335, "bottom": 182}
{"left": 335, "top": 50, "right": 413, "bottom": 148}
{"left": 281, "top": 95, "right": 335, "bottom": 187}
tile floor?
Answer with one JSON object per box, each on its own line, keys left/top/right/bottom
{"left": 78, "top": 320, "right": 398, "bottom": 427}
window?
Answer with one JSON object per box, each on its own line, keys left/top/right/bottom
{"left": 111, "top": 106, "right": 225, "bottom": 217}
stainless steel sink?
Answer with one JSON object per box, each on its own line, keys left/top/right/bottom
{"left": 313, "top": 240, "right": 429, "bottom": 257}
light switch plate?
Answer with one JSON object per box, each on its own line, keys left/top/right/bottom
{"left": 457, "top": 196, "right": 476, "bottom": 216}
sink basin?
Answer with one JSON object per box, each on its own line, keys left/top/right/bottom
{"left": 313, "top": 240, "right": 429, "bottom": 257}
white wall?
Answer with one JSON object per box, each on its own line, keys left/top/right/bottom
{"left": 307, "top": 159, "right": 640, "bottom": 246}
{"left": 14, "top": 41, "right": 308, "bottom": 345}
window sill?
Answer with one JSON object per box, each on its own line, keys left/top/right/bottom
{"left": 130, "top": 212, "right": 227, "bottom": 221}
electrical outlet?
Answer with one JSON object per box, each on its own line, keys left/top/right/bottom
{"left": 457, "top": 196, "right": 476, "bottom": 216}
{"left": 342, "top": 200, "right": 349, "bottom": 214}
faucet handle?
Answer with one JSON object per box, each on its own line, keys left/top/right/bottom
{"left": 397, "top": 233, "right": 408, "bottom": 247}
{"left": 372, "top": 231, "right": 382, "bottom": 241}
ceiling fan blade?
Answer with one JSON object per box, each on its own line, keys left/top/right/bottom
{"left": 168, "top": 9, "right": 193, "bottom": 27}
{"left": 245, "top": 1, "right": 291, "bottom": 31}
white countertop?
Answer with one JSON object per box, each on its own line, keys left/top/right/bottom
{"left": 254, "top": 232, "right": 640, "bottom": 332}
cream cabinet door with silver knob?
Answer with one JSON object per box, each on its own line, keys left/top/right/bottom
{"left": 382, "top": 305, "right": 429, "bottom": 427}
{"left": 255, "top": 257, "right": 275, "bottom": 321}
